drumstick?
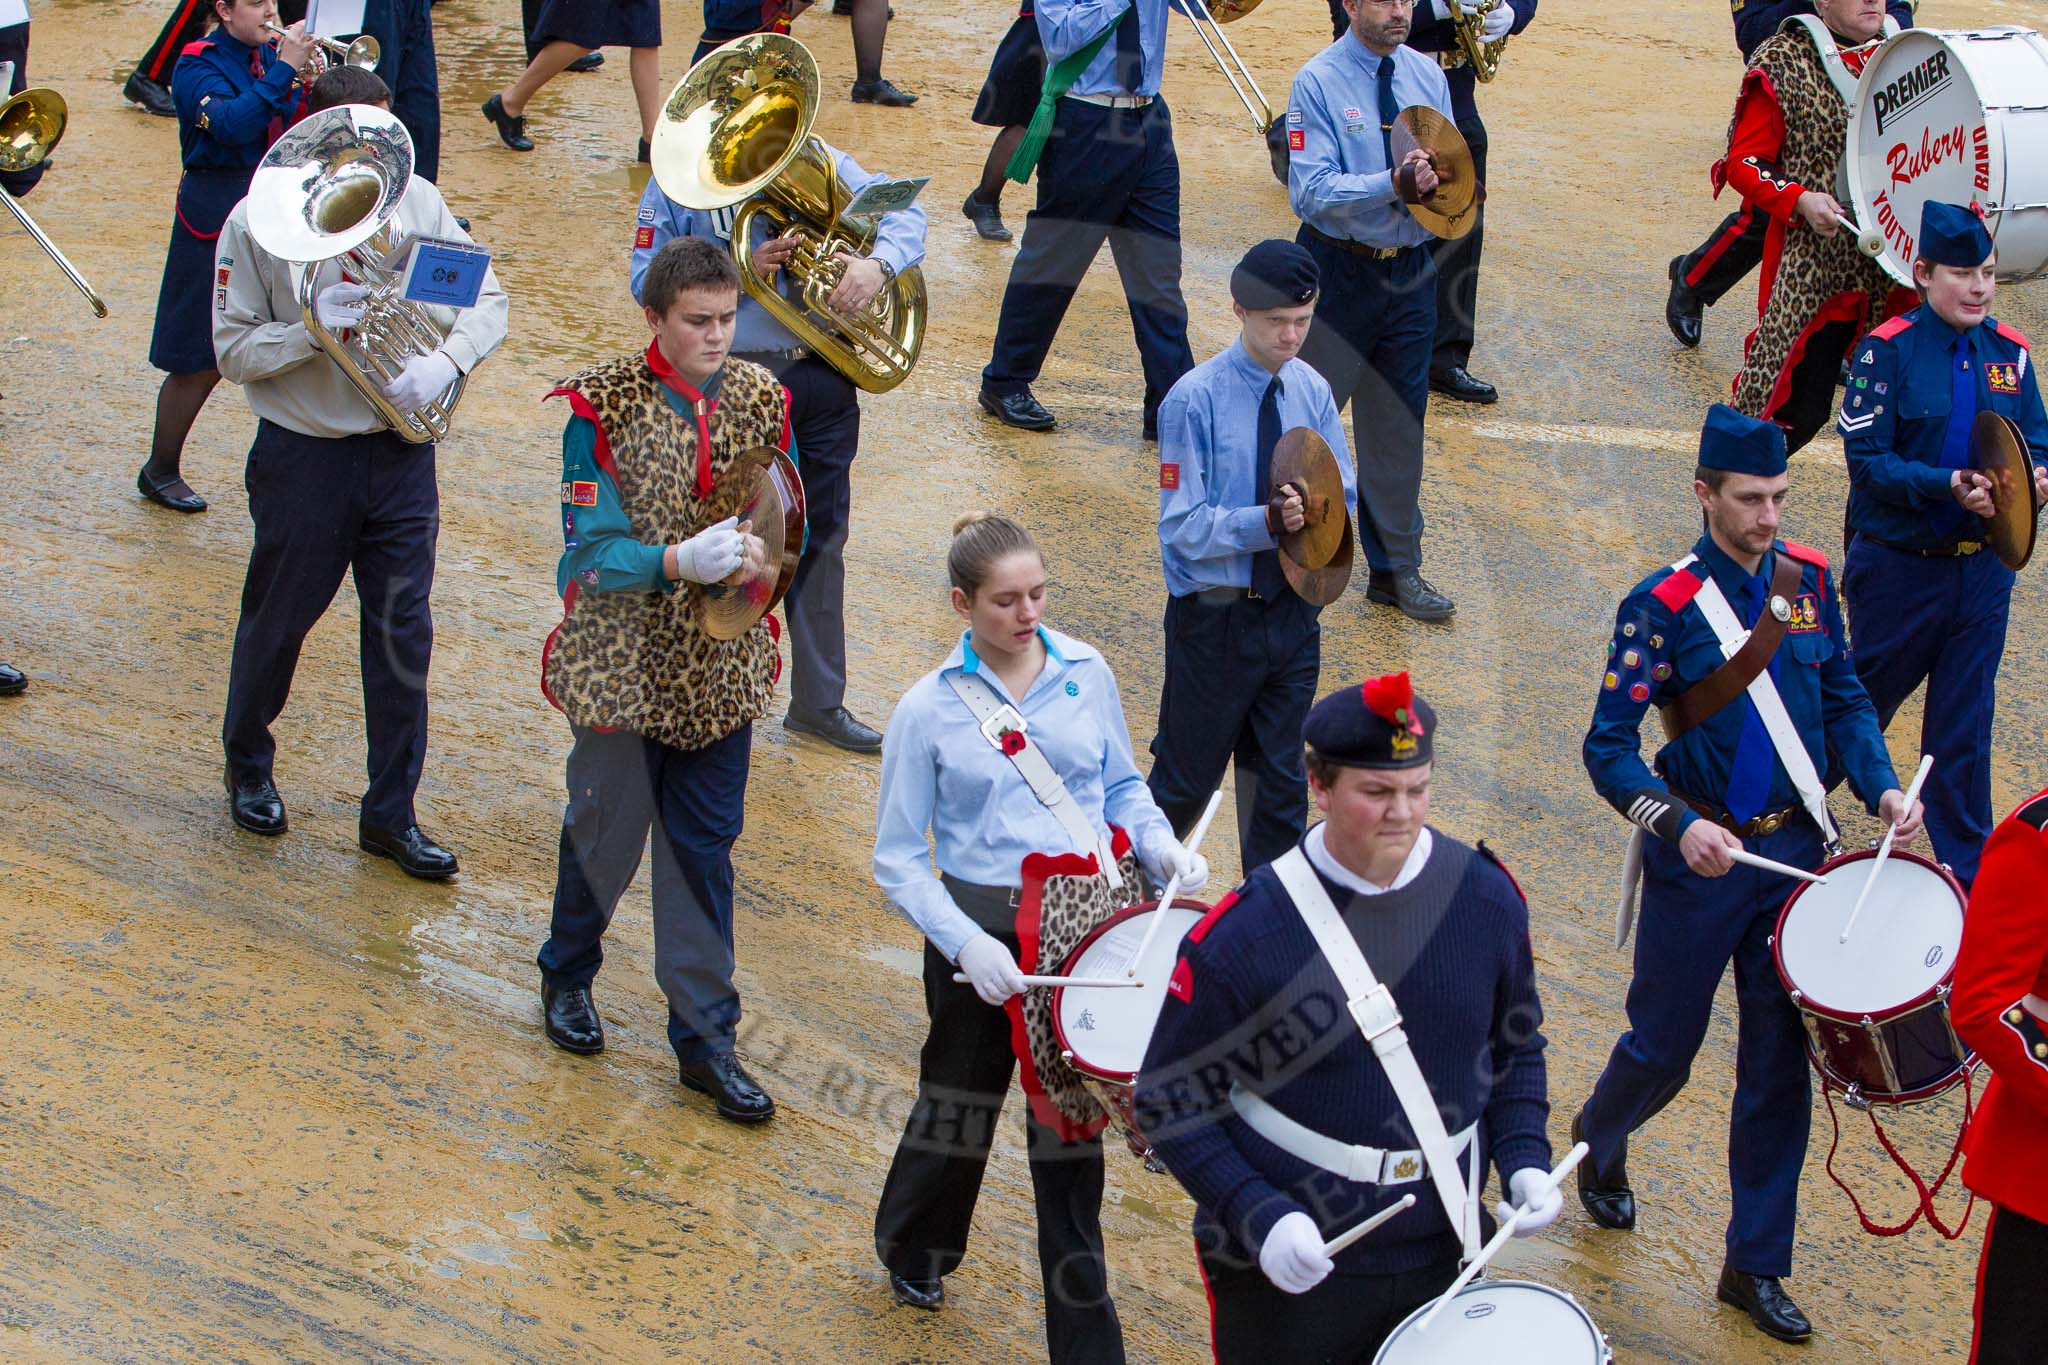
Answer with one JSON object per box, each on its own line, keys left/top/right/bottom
{"left": 1320, "top": 1193, "right": 1417, "bottom": 1258}
{"left": 1414, "top": 1143, "right": 1589, "bottom": 1334}
{"left": 1727, "top": 847, "right": 1829, "bottom": 885}
{"left": 950, "top": 973, "right": 1145, "bottom": 990}
{"left": 1838, "top": 753, "right": 1934, "bottom": 945}
{"left": 1127, "top": 789, "right": 1225, "bottom": 977}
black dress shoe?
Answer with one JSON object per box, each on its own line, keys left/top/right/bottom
{"left": 123, "top": 71, "right": 177, "bottom": 117}
{"left": 962, "top": 190, "right": 1012, "bottom": 242}
{"left": 1430, "top": 365, "right": 1497, "bottom": 405}
{"left": 565, "top": 50, "right": 605, "bottom": 72}
{"left": 890, "top": 1273, "right": 944, "bottom": 1311}
{"left": 851, "top": 77, "right": 917, "bottom": 106}
{"left": 225, "top": 770, "right": 288, "bottom": 836}
{"left": 979, "top": 385, "right": 1056, "bottom": 431}
{"left": 1666, "top": 255, "right": 1704, "bottom": 348}
{"left": 1571, "top": 1109, "right": 1636, "bottom": 1231}
{"left": 137, "top": 467, "right": 207, "bottom": 513}
{"left": 0, "top": 663, "right": 25, "bottom": 697}
{"left": 1717, "top": 1264, "right": 1812, "bottom": 1343}
{"left": 481, "top": 93, "right": 534, "bottom": 151}
{"left": 359, "top": 823, "right": 459, "bottom": 880}
{"left": 542, "top": 981, "right": 605, "bottom": 1054}
{"left": 785, "top": 706, "right": 884, "bottom": 754}
{"left": 1367, "top": 568, "right": 1455, "bottom": 622}
{"left": 679, "top": 1054, "right": 775, "bottom": 1122}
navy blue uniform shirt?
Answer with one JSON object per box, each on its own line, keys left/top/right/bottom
{"left": 171, "top": 28, "right": 296, "bottom": 173}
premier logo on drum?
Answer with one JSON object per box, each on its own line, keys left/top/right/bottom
{"left": 1872, "top": 49, "right": 1952, "bottom": 136}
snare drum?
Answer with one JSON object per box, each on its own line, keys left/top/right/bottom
{"left": 1051, "top": 897, "right": 1209, "bottom": 1164}
{"left": 1374, "top": 1281, "right": 1612, "bottom": 1364}
{"left": 1772, "top": 848, "right": 1974, "bottom": 1106}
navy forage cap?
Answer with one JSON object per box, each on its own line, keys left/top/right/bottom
{"left": 1231, "top": 239, "right": 1319, "bottom": 311}
{"left": 1918, "top": 200, "right": 1994, "bottom": 270}
{"left": 1697, "top": 402, "right": 1787, "bottom": 477}
{"left": 1305, "top": 671, "right": 1436, "bottom": 770}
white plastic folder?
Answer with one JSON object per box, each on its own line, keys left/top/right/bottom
{"left": 307, "top": 0, "right": 367, "bottom": 38}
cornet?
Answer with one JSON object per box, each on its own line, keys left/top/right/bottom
{"left": 263, "top": 22, "right": 382, "bottom": 86}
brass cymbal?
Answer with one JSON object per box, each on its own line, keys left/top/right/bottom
{"left": 1972, "top": 410, "right": 2037, "bottom": 571}
{"left": 700, "top": 445, "right": 808, "bottom": 640}
{"left": 1390, "top": 105, "right": 1484, "bottom": 240}
{"left": 1271, "top": 426, "right": 1350, "bottom": 571}
{"left": 1281, "top": 516, "right": 1354, "bottom": 607}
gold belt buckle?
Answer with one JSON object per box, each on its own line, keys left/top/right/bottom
{"left": 1755, "top": 810, "right": 1786, "bottom": 836}
{"left": 1957, "top": 540, "right": 1983, "bottom": 556}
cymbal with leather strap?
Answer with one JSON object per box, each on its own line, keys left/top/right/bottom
{"left": 1390, "top": 105, "right": 1483, "bottom": 240}
{"left": 1272, "top": 426, "right": 1350, "bottom": 571}
{"left": 1973, "top": 409, "right": 2037, "bottom": 571}
{"left": 1281, "top": 516, "right": 1354, "bottom": 606}
{"left": 700, "top": 445, "right": 808, "bottom": 641}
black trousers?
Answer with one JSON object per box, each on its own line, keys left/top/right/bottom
{"left": 1677, "top": 202, "right": 1769, "bottom": 307}
{"left": 222, "top": 421, "right": 437, "bottom": 833}
{"left": 1201, "top": 1239, "right": 1459, "bottom": 1364}
{"left": 1429, "top": 117, "right": 1487, "bottom": 374}
{"left": 875, "top": 878, "right": 1123, "bottom": 1364}
{"left": 1974, "top": 1205, "right": 2048, "bottom": 1365}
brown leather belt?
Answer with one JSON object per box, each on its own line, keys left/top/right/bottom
{"left": 1658, "top": 551, "right": 1803, "bottom": 742}
{"left": 1676, "top": 793, "right": 1805, "bottom": 839}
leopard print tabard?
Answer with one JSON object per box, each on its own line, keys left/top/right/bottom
{"left": 1730, "top": 27, "right": 1894, "bottom": 423}
{"left": 1018, "top": 845, "right": 1144, "bottom": 1138}
{"left": 543, "top": 353, "right": 786, "bottom": 751}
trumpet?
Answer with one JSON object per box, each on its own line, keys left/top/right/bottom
{"left": 1182, "top": 0, "right": 1274, "bottom": 132}
{"left": 263, "top": 22, "right": 382, "bottom": 86}
{"left": 0, "top": 88, "right": 109, "bottom": 317}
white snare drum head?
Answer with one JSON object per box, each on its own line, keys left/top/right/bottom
{"left": 1056, "top": 905, "right": 1205, "bottom": 1077}
{"left": 1777, "top": 855, "right": 1962, "bottom": 1016}
{"left": 1374, "top": 1282, "right": 1609, "bottom": 1365}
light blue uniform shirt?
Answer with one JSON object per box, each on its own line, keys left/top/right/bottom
{"left": 1039, "top": 0, "right": 1190, "bottom": 98}
{"left": 629, "top": 141, "right": 928, "bottom": 353}
{"left": 1287, "top": 36, "right": 1451, "bottom": 249}
{"left": 874, "top": 627, "right": 1177, "bottom": 962}
{"left": 1157, "top": 340, "right": 1357, "bottom": 596}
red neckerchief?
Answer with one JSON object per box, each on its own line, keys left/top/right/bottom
{"left": 645, "top": 339, "right": 717, "bottom": 498}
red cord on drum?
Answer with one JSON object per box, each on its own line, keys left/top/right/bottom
{"left": 1820, "top": 1070, "right": 1977, "bottom": 1240}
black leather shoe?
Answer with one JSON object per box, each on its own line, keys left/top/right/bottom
{"left": 1717, "top": 1264, "right": 1812, "bottom": 1343}
{"left": 1430, "top": 365, "right": 1497, "bottom": 405}
{"left": 962, "top": 190, "right": 1012, "bottom": 242}
{"left": 890, "top": 1273, "right": 944, "bottom": 1311}
{"left": 1572, "top": 1109, "right": 1636, "bottom": 1231}
{"left": 542, "top": 981, "right": 605, "bottom": 1054}
{"left": 481, "top": 93, "right": 534, "bottom": 151}
{"left": 979, "top": 385, "right": 1056, "bottom": 431}
{"left": 1666, "top": 255, "right": 1704, "bottom": 349}
{"left": 565, "top": 51, "right": 605, "bottom": 72}
{"left": 851, "top": 77, "right": 917, "bottom": 106}
{"left": 138, "top": 467, "right": 207, "bottom": 513}
{"left": 679, "top": 1054, "right": 776, "bottom": 1122}
{"left": 0, "top": 663, "right": 25, "bottom": 697}
{"left": 1367, "top": 568, "right": 1455, "bottom": 622}
{"left": 123, "top": 71, "right": 178, "bottom": 117}
{"left": 225, "top": 770, "right": 288, "bottom": 836}
{"left": 359, "top": 823, "right": 459, "bottom": 880}
{"left": 785, "top": 706, "right": 884, "bottom": 754}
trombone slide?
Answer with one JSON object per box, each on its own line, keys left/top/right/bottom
{"left": 1180, "top": 0, "right": 1274, "bottom": 132}
{"left": 1, "top": 185, "right": 108, "bottom": 318}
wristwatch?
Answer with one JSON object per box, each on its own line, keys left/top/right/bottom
{"left": 874, "top": 258, "right": 897, "bottom": 283}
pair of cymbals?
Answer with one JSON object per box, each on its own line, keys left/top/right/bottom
{"left": 1391, "top": 106, "right": 1484, "bottom": 240}
{"left": 1272, "top": 428, "right": 1354, "bottom": 606}
{"left": 699, "top": 445, "right": 808, "bottom": 640}
{"left": 1972, "top": 410, "right": 2038, "bottom": 571}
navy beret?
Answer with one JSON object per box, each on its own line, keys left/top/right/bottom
{"left": 1697, "top": 403, "right": 1787, "bottom": 478}
{"left": 1918, "top": 200, "right": 1994, "bottom": 270}
{"left": 1305, "top": 672, "right": 1435, "bottom": 770}
{"left": 1231, "top": 239, "right": 1320, "bottom": 311}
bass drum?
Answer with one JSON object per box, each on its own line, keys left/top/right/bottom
{"left": 1846, "top": 26, "right": 2048, "bottom": 285}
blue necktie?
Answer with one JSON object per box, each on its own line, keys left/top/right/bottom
{"left": 1724, "top": 568, "right": 1777, "bottom": 824}
{"left": 1252, "top": 376, "right": 1289, "bottom": 601}
{"left": 1114, "top": 2, "right": 1143, "bottom": 94}
{"left": 1377, "top": 55, "right": 1399, "bottom": 164}
{"left": 1931, "top": 329, "right": 1979, "bottom": 540}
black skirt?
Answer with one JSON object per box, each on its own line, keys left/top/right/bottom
{"left": 149, "top": 171, "right": 248, "bottom": 375}
{"left": 972, "top": 12, "right": 1045, "bottom": 129}
{"left": 532, "top": 0, "right": 661, "bottom": 48}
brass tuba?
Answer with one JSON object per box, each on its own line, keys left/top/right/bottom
{"left": 649, "top": 35, "right": 925, "bottom": 394}
{"left": 245, "top": 103, "right": 463, "bottom": 442}
{"left": 1448, "top": 0, "right": 1510, "bottom": 83}
{"left": 0, "top": 88, "right": 109, "bottom": 316}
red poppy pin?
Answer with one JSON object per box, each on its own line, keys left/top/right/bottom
{"left": 998, "top": 728, "right": 1027, "bottom": 756}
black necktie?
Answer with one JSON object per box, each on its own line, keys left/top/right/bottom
{"left": 1114, "top": 2, "right": 1143, "bottom": 94}
{"left": 1377, "top": 54, "right": 1399, "bottom": 164}
{"left": 1252, "top": 376, "right": 1288, "bottom": 601}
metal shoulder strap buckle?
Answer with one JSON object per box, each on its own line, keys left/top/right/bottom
{"left": 1349, "top": 984, "right": 1404, "bottom": 1046}
{"left": 979, "top": 703, "right": 1027, "bottom": 750}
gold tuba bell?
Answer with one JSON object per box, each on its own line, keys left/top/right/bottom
{"left": 245, "top": 103, "right": 464, "bottom": 442}
{"left": 649, "top": 35, "right": 925, "bottom": 394}
{"left": 0, "top": 88, "right": 109, "bottom": 316}
{"left": 1448, "top": 0, "right": 1511, "bottom": 83}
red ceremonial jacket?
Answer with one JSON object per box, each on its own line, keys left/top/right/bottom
{"left": 1954, "top": 788, "right": 2048, "bottom": 1224}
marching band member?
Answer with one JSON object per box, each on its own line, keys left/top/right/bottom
{"left": 1951, "top": 789, "right": 2048, "bottom": 1365}
{"left": 1838, "top": 201, "right": 2048, "bottom": 888}
{"left": 631, "top": 137, "right": 927, "bottom": 755}
{"left": 1287, "top": 0, "right": 1456, "bottom": 621}
{"left": 140, "top": 0, "right": 311, "bottom": 516}
{"left": 535, "top": 236, "right": 788, "bottom": 1122}
{"left": 1, "top": 2, "right": 45, "bottom": 696}
{"left": 482, "top": 0, "right": 663, "bottom": 159}
{"left": 1720, "top": 0, "right": 1907, "bottom": 453}
{"left": 122, "top": 0, "right": 303, "bottom": 115}
{"left": 212, "top": 69, "right": 508, "bottom": 868}
{"left": 1136, "top": 673, "right": 1553, "bottom": 1361}
{"left": 975, "top": 0, "right": 1195, "bottom": 436}
{"left": 1575, "top": 405, "right": 1917, "bottom": 1344}
{"left": 1147, "top": 240, "right": 1355, "bottom": 878}
{"left": 871, "top": 512, "right": 1204, "bottom": 1357}
{"left": 963, "top": 0, "right": 1044, "bottom": 241}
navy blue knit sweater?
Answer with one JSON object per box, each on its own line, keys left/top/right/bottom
{"left": 1134, "top": 829, "right": 1551, "bottom": 1275}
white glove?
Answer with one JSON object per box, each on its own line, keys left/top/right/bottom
{"left": 955, "top": 933, "right": 1027, "bottom": 1007}
{"left": 379, "top": 349, "right": 459, "bottom": 410}
{"left": 1495, "top": 1166, "right": 1562, "bottom": 1236}
{"left": 1432, "top": 0, "right": 1454, "bottom": 17}
{"left": 671, "top": 515, "right": 747, "bottom": 585}
{"left": 1159, "top": 842, "right": 1210, "bottom": 892}
{"left": 1259, "top": 1211, "right": 1333, "bottom": 1294}
{"left": 314, "top": 281, "right": 372, "bottom": 330}
{"left": 1479, "top": 1, "right": 1514, "bottom": 41}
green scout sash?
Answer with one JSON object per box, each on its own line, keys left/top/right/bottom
{"left": 1004, "top": 6, "right": 1132, "bottom": 185}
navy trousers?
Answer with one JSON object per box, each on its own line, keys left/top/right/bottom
{"left": 222, "top": 421, "right": 437, "bottom": 833}
{"left": 538, "top": 723, "right": 752, "bottom": 1064}
{"left": 1294, "top": 233, "right": 1435, "bottom": 573}
{"left": 1580, "top": 819, "right": 1818, "bottom": 1277}
{"left": 1844, "top": 539, "right": 2013, "bottom": 885}
{"left": 1147, "top": 589, "right": 1319, "bottom": 880}
{"left": 365, "top": 0, "right": 441, "bottom": 185}
{"left": 982, "top": 98, "right": 1194, "bottom": 427}
{"left": 1429, "top": 118, "right": 1487, "bottom": 375}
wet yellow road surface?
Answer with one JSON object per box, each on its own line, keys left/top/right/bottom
{"left": 3, "top": 0, "right": 2044, "bottom": 1359}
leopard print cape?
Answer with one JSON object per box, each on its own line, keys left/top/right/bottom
{"left": 1730, "top": 28, "right": 1895, "bottom": 424}
{"left": 542, "top": 353, "right": 787, "bottom": 751}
